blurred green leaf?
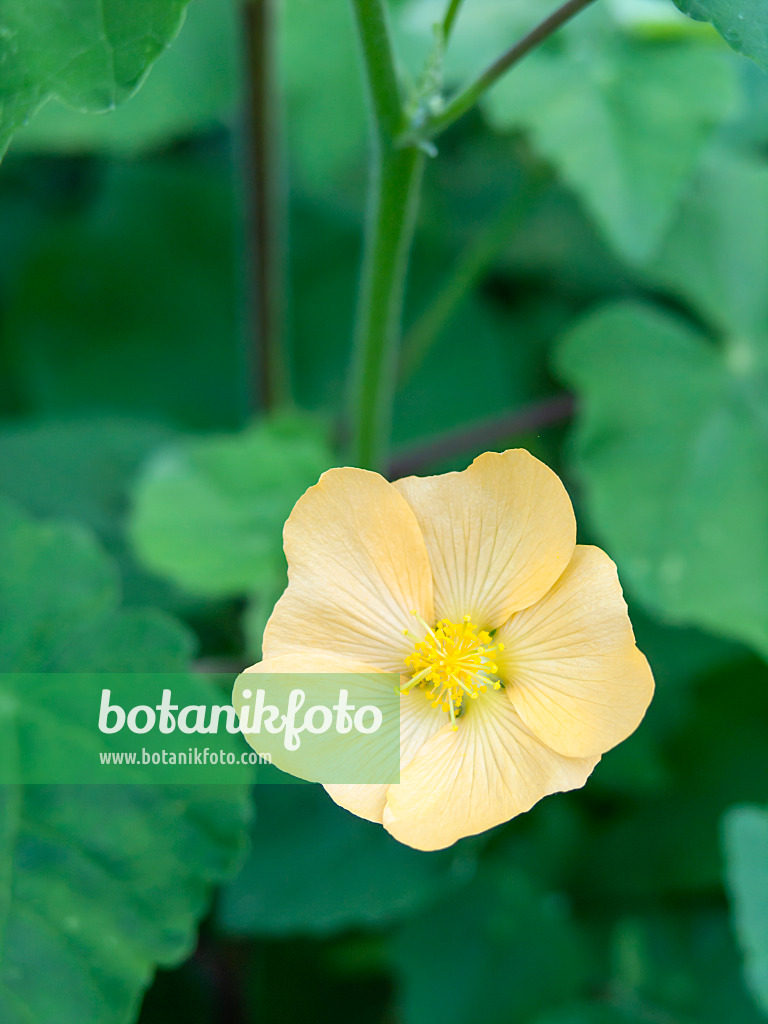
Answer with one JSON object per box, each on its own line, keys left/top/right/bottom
{"left": 575, "top": 655, "right": 768, "bottom": 899}
{"left": 724, "top": 805, "right": 768, "bottom": 1016}
{"left": 601, "top": 909, "right": 765, "bottom": 1024}
{"left": 588, "top": 611, "right": 743, "bottom": 796}
{"left": 719, "top": 58, "right": 768, "bottom": 154}
{"left": 532, "top": 1004, "right": 647, "bottom": 1024}
{"left": 650, "top": 152, "right": 768, "bottom": 339}
{"left": 497, "top": 180, "right": 636, "bottom": 295}
{"left": 395, "top": 287, "right": 551, "bottom": 447}
{"left": 672, "top": 0, "right": 768, "bottom": 69}
{"left": 0, "top": 416, "right": 185, "bottom": 607}
{"left": 130, "top": 416, "right": 333, "bottom": 599}
{"left": 0, "top": 0, "right": 190, "bottom": 159}
{"left": 242, "top": 575, "right": 287, "bottom": 660}
{"left": 483, "top": 9, "right": 737, "bottom": 263}
{"left": 218, "top": 785, "right": 477, "bottom": 936}
{"left": 605, "top": 0, "right": 719, "bottom": 41}
{"left": 281, "top": 0, "right": 367, "bottom": 193}
{"left": 557, "top": 301, "right": 768, "bottom": 658}
{"left": 288, "top": 203, "right": 359, "bottom": 413}
{"left": 13, "top": 0, "right": 238, "bottom": 155}
{"left": 391, "top": 862, "right": 589, "bottom": 1024}
{"left": 397, "top": 0, "right": 539, "bottom": 83}
{"left": 0, "top": 499, "right": 250, "bottom": 1023}
{"left": 4, "top": 160, "right": 246, "bottom": 429}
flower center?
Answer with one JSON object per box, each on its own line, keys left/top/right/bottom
{"left": 401, "top": 612, "right": 503, "bottom": 730}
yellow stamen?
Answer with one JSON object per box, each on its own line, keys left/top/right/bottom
{"left": 402, "top": 616, "right": 504, "bottom": 724}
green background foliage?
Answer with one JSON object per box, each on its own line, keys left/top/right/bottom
{"left": 0, "top": 0, "right": 766, "bottom": 1021}
{"left": 0, "top": 0, "right": 192, "bottom": 157}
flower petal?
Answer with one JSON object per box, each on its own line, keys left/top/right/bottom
{"left": 495, "top": 545, "right": 655, "bottom": 758}
{"left": 327, "top": 687, "right": 447, "bottom": 824}
{"left": 235, "top": 649, "right": 399, "bottom": 821}
{"left": 393, "top": 449, "right": 576, "bottom": 629}
{"left": 382, "top": 687, "right": 598, "bottom": 851}
{"left": 323, "top": 783, "right": 389, "bottom": 825}
{"left": 263, "top": 468, "right": 434, "bottom": 670}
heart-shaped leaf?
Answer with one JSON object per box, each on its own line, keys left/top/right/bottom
{"left": 0, "top": 0, "right": 191, "bottom": 158}
{"left": 0, "top": 500, "right": 250, "bottom": 1023}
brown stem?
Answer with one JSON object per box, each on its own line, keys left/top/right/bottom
{"left": 242, "top": 0, "right": 290, "bottom": 411}
{"left": 415, "top": 0, "right": 599, "bottom": 141}
{"left": 193, "top": 938, "right": 249, "bottom": 1024}
{"left": 388, "top": 393, "right": 575, "bottom": 478}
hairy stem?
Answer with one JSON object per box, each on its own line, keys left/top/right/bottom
{"left": 349, "top": 0, "right": 425, "bottom": 470}
{"left": 351, "top": 146, "right": 425, "bottom": 470}
{"left": 350, "top": 0, "right": 404, "bottom": 142}
{"left": 416, "top": 0, "right": 598, "bottom": 141}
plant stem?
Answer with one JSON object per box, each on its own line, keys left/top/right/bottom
{"left": 349, "top": 0, "right": 425, "bottom": 470}
{"left": 388, "top": 394, "right": 575, "bottom": 478}
{"left": 242, "top": 0, "right": 290, "bottom": 410}
{"left": 442, "top": 0, "right": 466, "bottom": 41}
{"left": 416, "top": 0, "right": 598, "bottom": 141}
{"left": 351, "top": 146, "right": 425, "bottom": 471}
{"left": 350, "top": 0, "right": 404, "bottom": 143}
{"left": 194, "top": 938, "right": 249, "bottom": 1024}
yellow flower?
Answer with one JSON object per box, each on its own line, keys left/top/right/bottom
{"left": 242, "top": 449, "right": 654, "bottom": 851}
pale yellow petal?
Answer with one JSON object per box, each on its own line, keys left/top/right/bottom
{"left": 326, "top": 686, "right": 446, "bottom": 824}
{"left": 323, "top": 782, "right": 390, "bottom": 825}
{"left": 235, "top": 649, "right": 400, "bottom": 809}
{"left": 240, "top": 651, "right": 383, "bottom": 678}
{"left": 263, "top": 467, "right": 434, "bottom": 670}
{"left": 495, "top": 545, "right": 655, "bottom": 758}
{"left": 382, "top": 687, "right": 598, "bottom": 851}
{"left": 393, "top": 449, "right": 576, "bottom": 629}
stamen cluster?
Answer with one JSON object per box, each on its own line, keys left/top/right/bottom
{"left": 402, "top": 612, "right": 503, "bottom": 729}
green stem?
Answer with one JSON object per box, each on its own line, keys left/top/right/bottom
{"left": 416, "top": 0, "right": 598, "bottom": 141}
{"left": 442, "top": 0, "right": 466, "bottom": 41}
{"left": 351, "top": 146, "right": 426, "bottom": 470}
{"left": 349, "top": 0, "right": 425, "bottom": 471}
{"left": 350, "top": 0, "right": 404, "bottom": 143}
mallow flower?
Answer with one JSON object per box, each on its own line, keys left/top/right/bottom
{"left": 239, "top": 449, "right": 654, "bottom": 851}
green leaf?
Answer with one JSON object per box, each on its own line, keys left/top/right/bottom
{"left": 673, "top": 0, "right": 768, "bottom": 70}
{"left": 281, "top": 0, "right": 368, "bottom": 192}
{"left": 218, "top": 784, "right": 478, "bottom": 936}
{"left": 13, "top": 0, "right": 238, "bottom": 155}
{"left": 557, "top": 301, "right": 768, "bottom": 659}
{"left": 4, "top": 160, "right": 244, "bottom": 430}
{"left": 575, "top": 654, "right": 768, "bottom": 900}
{"left": 600, "top": 909, "right": 766, "bottom": 1024}
{"left": 650, "top": 153, "right": 768, "bottom": 340}
{"left": 0, "top": 499, "right": 250, "bottom": 1022}
{"left": 720, "top": 60, "right": 768, "bottom": 153}
{"left": 532, "top": 1004, "right": 649, "bottom": 1024}
{"left": 391, "top": 863, "right": 589, "bottom": 1024}
{"left": 483, "top": 8, "right": 737, "bottom": 263}
{"left": 0, "top": 0, "right": 191, "bottom": 159}
{"left": 724, "top": 806, "right": 768, "bottom": 1016}
{"left": 0, "top": 416, "right": 183, "bottom": 608}
{"left": 130, "top": 416, "right": 334, "bottom": 599}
